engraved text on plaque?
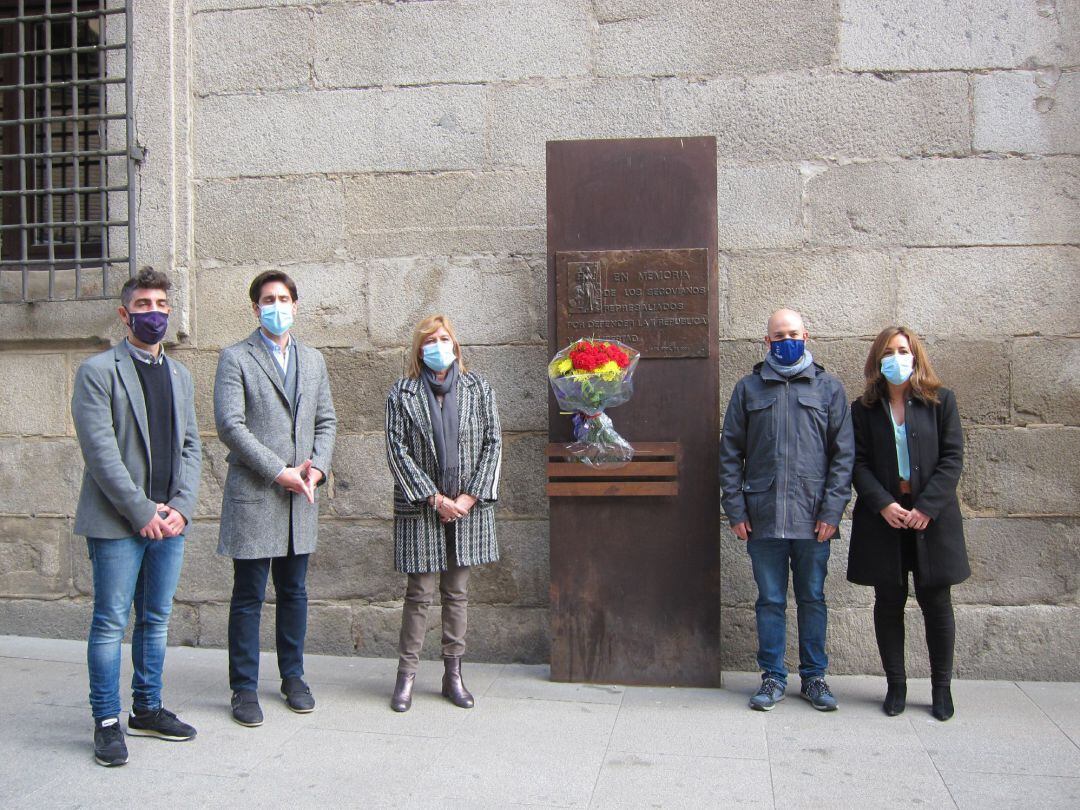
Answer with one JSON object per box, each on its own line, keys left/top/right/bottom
{"left": 555, "top": 248, "right": 710, "bottom": 358}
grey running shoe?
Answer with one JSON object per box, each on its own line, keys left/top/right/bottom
{"left": 801, "top": 677, "right": 839, "bottom": 711}
{"left": 749, "top": 677, "right": 786, "bottom": 711}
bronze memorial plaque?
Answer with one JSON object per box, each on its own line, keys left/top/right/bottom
{"left": 555, "top": 248, "right": 710, "bottom": 358}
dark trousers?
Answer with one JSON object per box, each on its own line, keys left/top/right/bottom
{"left": 872, "top": 513, "right": 955, "bottom": 686}
{"left": 228, "top": 544, "right": 310, "bottom": 693}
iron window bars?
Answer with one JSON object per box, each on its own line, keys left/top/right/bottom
{"left": 0, "top": 0, "right": 134, "bottom": 302}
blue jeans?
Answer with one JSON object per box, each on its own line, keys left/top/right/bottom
{"left": 86, "top": 535, "right": 185, "bottom": 721}
{"left": 746, "top": 536, "right": 830, "bottom": 685}
{"left": 228, "top": 548, "right": 310, "bottom": 693}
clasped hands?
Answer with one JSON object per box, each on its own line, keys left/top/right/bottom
{"left": 275, "top": 459, "right": 324, "bottom": 505}
{"left": 880, "top": 502, "right": 930, "bottom": 531}
{"left": 428, "top": 492, "right": 477, "bottom": 524}
{"left": 139, "top": 504, "right": 187, "bottom": 539}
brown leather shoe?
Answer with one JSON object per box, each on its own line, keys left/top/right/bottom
{"left": 390, "top": 671, "right": 415, "bottom": 713}
{"left": 442, "top": 656, "right": 475, "bottom": 709}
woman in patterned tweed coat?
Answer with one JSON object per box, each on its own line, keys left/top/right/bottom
{"left": 384, "top": 314, "right": 503, "bottom": 713}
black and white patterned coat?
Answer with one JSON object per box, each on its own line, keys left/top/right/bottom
{"left": 385, "top": 372, "right": 502, "bottom": 574}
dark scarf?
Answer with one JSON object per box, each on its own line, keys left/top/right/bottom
{"left": 421, "top": 362, "right": 460, "bottom": 497}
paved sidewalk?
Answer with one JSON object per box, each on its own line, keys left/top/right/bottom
{"left": 1, "top": 635, "right": 1078, "bottom": 809}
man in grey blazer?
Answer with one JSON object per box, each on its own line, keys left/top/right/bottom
{"left": 72, "top": 267, "right": 202, "bottom": 767}
{"left": 214, "top": 270, "right": 337, "bottom": 727}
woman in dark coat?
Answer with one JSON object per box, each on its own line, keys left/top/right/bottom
{"left": 848, "top": 326, "right": 969, "bottom": 721}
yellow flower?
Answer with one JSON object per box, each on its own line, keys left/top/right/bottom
{"left": 594, "top": 360, "right": 622, "bottom": 381}
{"left": 551, "top": 357, "right": 573, "bottom": 376}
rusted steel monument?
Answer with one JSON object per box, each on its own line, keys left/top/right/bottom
{"left": 546, "top": 137, "right": 721, "bottom": 686}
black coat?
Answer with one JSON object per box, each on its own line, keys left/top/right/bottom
{"left": 847, "top": 387, "right": 970, "bottom": 587}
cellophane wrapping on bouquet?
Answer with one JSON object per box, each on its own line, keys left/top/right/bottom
{"left": 547, "top": 339, "right": 641, "bottom": 467}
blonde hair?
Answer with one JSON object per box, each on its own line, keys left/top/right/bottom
{"left": 405, "top": 314, "right": 466, "bottom": 379}
{"left": 860, "top": 326, "right": 941, "bottom": 407}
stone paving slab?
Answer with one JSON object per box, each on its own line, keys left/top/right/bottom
{"left": 2, "top": 636, "right": 1079, "bottom": 808}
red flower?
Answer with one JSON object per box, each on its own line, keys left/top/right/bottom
{"left": 567, "top": 339, "right": 633, "bottom": 372}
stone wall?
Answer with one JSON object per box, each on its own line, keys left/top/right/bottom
{"left": 1, "top": 0, "right": 1077, "bottom": 679}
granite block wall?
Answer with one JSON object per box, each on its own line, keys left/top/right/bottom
{"left": 1, "top": 0, "right": 1077, "bottom": 678}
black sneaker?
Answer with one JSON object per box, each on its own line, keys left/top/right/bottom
{"left": 127, "top": 706, "right": 197, "bottom": 741}
{"left": 281, "top": 677, "right": 315, "bottom": 713}
{"left": 231, "top": 690, "right": 264, "bottom": 727}
{"left": 94, "top": 716, "right": 129, "bottom": 767}
{"left": 801, "top": 677, "right": 839, "bottom": 711}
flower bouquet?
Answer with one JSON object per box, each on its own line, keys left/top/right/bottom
{"left": 547, "top": 338, "right": 641, "bottom": 466}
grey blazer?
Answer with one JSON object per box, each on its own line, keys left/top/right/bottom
{"left": 385, "top": 372, "right": 502, "bottom": 573}
{"left": 72, "top": 344, "right": 201, "bottom": 539}
{"left": 214, "top": 329, "right": 337, "bottom": 559}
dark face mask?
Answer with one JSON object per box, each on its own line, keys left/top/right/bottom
{"left": 127, "top": 310, "right": 169, "bottom": 345}
{"left": 769, "top": 338, "right": 805, "bottom": 366}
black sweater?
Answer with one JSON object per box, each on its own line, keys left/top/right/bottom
{"left": 133, "top": 357, "right": 175, "bottom": 504}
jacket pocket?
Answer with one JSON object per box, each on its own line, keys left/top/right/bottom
{"left": 393, "top": 492, "right": 425, "bottom": 518}
{"left": 742, "top": 475, "right": 775, "bottom": 529}
{"left": 797, "top": 394, "right": 828, "bottom": 426}
{"left": 746, "top": 396, "right": 777, "bottom": 444}
{"left": 796, "top": 475, "right": 826, "bottom": 519}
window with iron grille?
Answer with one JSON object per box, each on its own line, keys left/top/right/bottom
{"left": 0, "top": 0, "right": 134, "bottom": 303}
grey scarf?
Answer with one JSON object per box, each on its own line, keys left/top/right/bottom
{"left": 765, "top": 348, "right": 815, "bottom": 378}
{"left": 421, "top": 362, "right": 461, "bottom": 497}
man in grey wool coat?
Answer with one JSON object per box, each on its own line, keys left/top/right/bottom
{"left": 213, "top": 269, "right": 337, "bottom": 727}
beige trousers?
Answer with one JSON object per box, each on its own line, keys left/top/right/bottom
{"left": 397, "top": 536, "right": 470, "bottom": 674}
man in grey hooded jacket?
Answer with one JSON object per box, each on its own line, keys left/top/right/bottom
{"left": 720, "top": 308, "right": 854, "bottom": 713}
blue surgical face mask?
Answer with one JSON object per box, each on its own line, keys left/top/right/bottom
{"left": 259, "top": 302, "right": 294, "bottom": 336}
{"left": 881, "top": 353, "right": 914, "bottom": 385}
{"left": 422, "top": 340, "right": 456, "bottom": 372}
{"left": 769, "top": 338, "right": 805, "bottom": 366}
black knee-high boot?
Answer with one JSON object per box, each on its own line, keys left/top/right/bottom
{"left": 916, "top": 583, "right": 956, "bottom": 721}
{"left": 874, "top": 583, "right": 909, "bottom": 716}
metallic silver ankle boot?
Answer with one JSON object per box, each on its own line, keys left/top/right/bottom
{"left": 390, "top": 671, "right": 415, "bottom": 713}
{"left": 441, "top": 657, "right": 474, "bottom": 709}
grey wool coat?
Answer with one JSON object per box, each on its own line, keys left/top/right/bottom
{"left": 72, "top": 344, "right": 201, "bottom": 539}
{"left": 385, "top": 372, "right": 502, "bottom": 573}
{"left": 214, "top": 329, "right": 337, "bottom": 559}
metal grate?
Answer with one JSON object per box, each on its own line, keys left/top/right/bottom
{"left": 0, "top": 0, "right": 134, "bottom": 303}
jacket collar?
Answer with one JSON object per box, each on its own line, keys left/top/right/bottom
{"left": 755, "top": 360, "right": 821, "bottom": 384}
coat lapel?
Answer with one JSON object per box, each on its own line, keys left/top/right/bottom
{"left": 113, "top": 344, "right": 151, "bottom": 459}
{"left": 296, "top": 341, "right": 319, "bottom": 399}
{"left": 245, "top": 329, "right": 289, "bottom": 405}
{"left": 876, "top": 399, "right": 901, "bottom": 494}
{"left": 169, "top": 359, "right": 184, "bottom": 458}
{"left": 457, "top": 372, "right": 476, "bottom": 469}
{"left": 401, "top": 377, "right": 438, "bottom": 460}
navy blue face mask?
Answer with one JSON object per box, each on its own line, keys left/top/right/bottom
{"left": 127, "top": 310, "right": 169, "bottom": 345}
{"left": 769, "top": 338, "right": 805, "bottom": 366}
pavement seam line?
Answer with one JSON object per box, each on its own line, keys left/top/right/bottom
{"left": 1015, "top": 680, "right": 1080, "bottom": 755}
{"left": 585, "top": 688, "right": 623, "bottom": 809}
{"left": 910, "top": 714, "right": 961, "bottom": 809}
{"left": 763, "top": 712, "right": 777, "bottom": 809}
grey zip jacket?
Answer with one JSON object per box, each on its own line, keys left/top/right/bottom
{"left": 719, "top": 360, "right": 854, "bottom": 540}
